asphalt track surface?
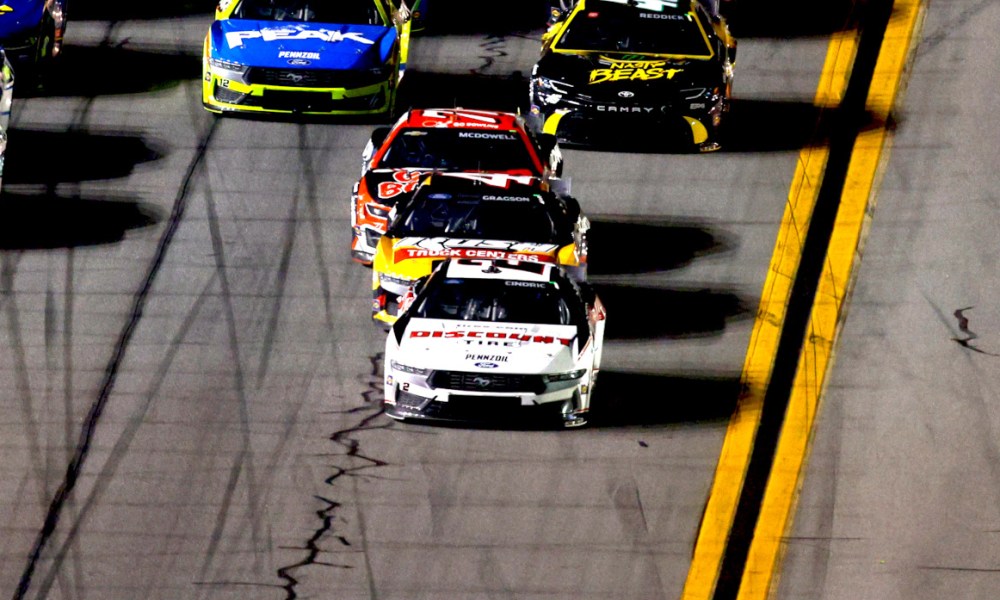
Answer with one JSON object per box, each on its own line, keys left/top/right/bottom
{"left": 0, "top": 2, "right": 974, "bottom": 599}
{"left": 776, "top": 1, "right": 1000, "bottom": 598}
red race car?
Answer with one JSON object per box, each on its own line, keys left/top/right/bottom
{"left": 350, "top": 107, "right": 564, "bottom": 264}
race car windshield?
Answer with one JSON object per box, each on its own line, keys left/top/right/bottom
{"left": 557, "top": 7, "right": 713, "bottom": 57}
{"left": 392, "top": 195, "right": 557, "bottom": 242}
{"left": 234, "top": 0, "right": 386, "bottom": 24}
{"left": 413, "top": 279, "right": 574, "bottom": 325}
{"left": 378, "top": 130, "right": 538, "bottom": 172}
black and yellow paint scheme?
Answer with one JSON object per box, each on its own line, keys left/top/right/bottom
{"left": 370, "top": 173, "right": 589, "bottom": 325}
{"left": 529, "top": 0, "right": 735, "bottom": 151}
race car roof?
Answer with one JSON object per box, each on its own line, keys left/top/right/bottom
{"left": 395, "top": 108, "right": 525, "bottom": 132}
{"left": 441, "top": 259, "right": 556, "bottom": 283}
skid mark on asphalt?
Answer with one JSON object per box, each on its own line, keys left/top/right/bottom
{"left": 916, "top": 0, "right": 995, "bottom": 54}
{"left": 27, "top": 19, "right": 124, "bottom": 599}
{"left": 15, "top": 114, "right": 220, "bottom": 600}
{"left": 1, "top": 252, "right": 83, "bottom": 600}
{"left": 1, "top": 254, "right": 49, "bottom": 514}
{"left": 473, "top": 35, "right": 509, "bottom": 75}
{"left": 32, "top": 271, "right": 219, "bottom": 599}
{"left": 952, "top": 306, "right": 999, "bottom": 356}
{"left": 200, "top": 169, "right": 266, "bottom": 577}
{"left": 59, "top": 250, "right": 85, "bottom": 600}
{"left": 255, "top": 168, "right": 303, "bottom": 387}
{"left": 276, "top": 354, "right": 391, "bottom": 599}
{"left": 298, "top": 125, "right": 337, "bottom": 339}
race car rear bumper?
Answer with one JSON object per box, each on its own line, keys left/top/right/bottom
{"left": 529, "top": 104, "right": 722, "bottom": 152}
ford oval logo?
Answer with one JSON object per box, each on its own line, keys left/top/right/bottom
{"left": 618, "top": 90, "right": 635, "bottom": 98}
{"left": 287, "top": 59, "right": 311, "bottom": 66}
{"left": 475, "top": 362, "right": 499, "bottom": 369}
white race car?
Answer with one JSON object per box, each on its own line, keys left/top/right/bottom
{"left": 384, "top": 258, "right": 606, "bottom": 427}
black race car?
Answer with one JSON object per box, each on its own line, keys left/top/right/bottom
{"left": 530, "top": 0, "right": 736, "bottom": 151}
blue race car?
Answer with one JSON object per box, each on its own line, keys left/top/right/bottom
{"left": 202, "top": 0, "right": 414, "bottom": 117}
{"left": 0, "top": 0, "right": 67, "bottom": 69}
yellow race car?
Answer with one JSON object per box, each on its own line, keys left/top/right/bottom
{"left": 203, "top": 0, "right": 413, "bottom": 116}
{"left": 371, "top": 172, "right": 589, "bottom": 325}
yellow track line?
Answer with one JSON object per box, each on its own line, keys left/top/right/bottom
{"left": 680, "top": 28, "right": 859, "bottom": 600}
{"left": 737, "top": 1, "right": 925, "bottom": 598}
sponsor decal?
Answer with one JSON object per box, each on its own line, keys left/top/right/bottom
{"left": 596, "top": 105, "right": 654, "bottom": 113}
{"left": 457, "top": 132, "right": 518, "bottom": 140}
{"left": 376, "top": 170, "right": 425, "bottom": 200}
{"left": 226, "top": 27, "right": 375, "bottom": 49}
{"left": 279, "top": 50, "right": 321, "bottom": 60}
{"left": 639, "top": 13, "right": 686, "bottom": 20}
{"left": 475, "top": 361, "right": 499, "bottom": 368}
{"left": 504, "top": 281, "right": 548, "bottom": 288}
{"left": 392, "top": 238, "right": 558, "bottom": 264}
{"left": 590, "top": 60, "right": 684, "bottom": 84}
{"left": 287, "top": 59, "right": 311, "bottom": 66}
{"left": 395, "top": 247, "right": 556, "bottom": 263}
{"left": 469, "top": 354, "right": 508, "bottom": 362}
{"left": 418, "top": 109, "right": 502, "bottom": 128}
{"left": 470, "top": 352, "right": 507, "bottom": 362}
{"left": 411, "top": 330, "right": 573, "bottom": 346}
{"left": 482, "top": 195, "right": 532, "bottom": 202}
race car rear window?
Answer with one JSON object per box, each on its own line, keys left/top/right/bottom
{"left": 413, "top": 279, "right": 574, "bottom": 325}
{"left": 378, "top": 129, "right": 538, "bottom": 172}
{"left": 556, "top": 6, "right": 712, "bottom": 57}
{"left": 234, "top": 0, "right": 385, "bottom": 25}
{"left": 392, "top": 195, "right": 557, "bottom": 243}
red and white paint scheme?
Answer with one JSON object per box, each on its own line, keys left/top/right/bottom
{"left": 383, "top": 259, "right": 605, "bottom": 428}
{"left": 351, "top": 108, "right": 564, "bottom": 264}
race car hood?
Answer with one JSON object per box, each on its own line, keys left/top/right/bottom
{"left": 361, "top": 168, "right": 435, "bottom": 208}
{"left": 377, "top": 236, "right": 560, "bottom": 280}
{"left": 0, "top": 0, "right": 46, "bottom": 38}
{"left": 536, "top": 51, "right": 720, "bottom": 98}
{"left": 396, "top": 318, "right": 579, "bottom": 374}
{"left": 210, "top": 20, "right": 396, "bottom": 69}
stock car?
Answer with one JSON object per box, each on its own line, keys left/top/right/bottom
{"left": 529, "top": 0, "right": 736, "bottom": 151}
{"left": 0, "top": 0, "right": 67, "bottom": 69}
{"left": 371, "top": 172, "right": 589, "bottom": 325}
{"left": 384, "top": 258, "right": 606, "bottom": 427}
{"left": 351, "top": 108, "right": 563, "bottom": 264}
{"left": 202, "top": 0, "right": 413, "bottom": 116}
